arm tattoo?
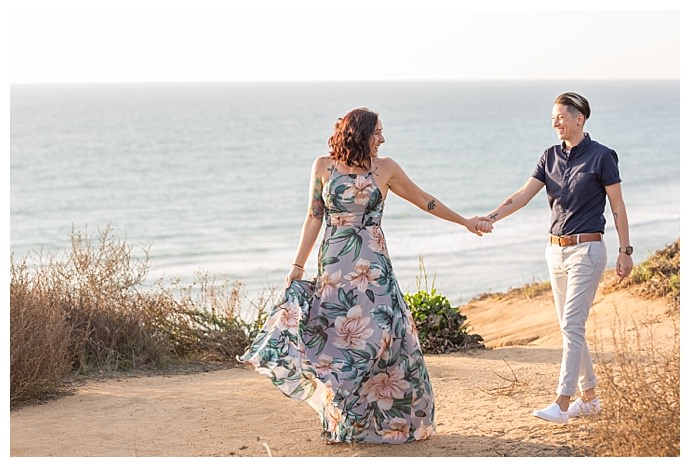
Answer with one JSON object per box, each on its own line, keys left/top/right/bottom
{"left": 311, "top": 177, "right": 325, "bottom": 217}
{"left": 488, "top": 198, "right": 512, "bottom": 221}
{"left": 427, "top": 199, "right": 437, "bottom": 211}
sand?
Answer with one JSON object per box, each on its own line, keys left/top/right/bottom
{"left": 9, "top": 285, "right": 677, "bottom": 458}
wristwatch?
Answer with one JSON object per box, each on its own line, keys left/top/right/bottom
{"left": 618, "top": 245, "right": 634, "bottom": 255}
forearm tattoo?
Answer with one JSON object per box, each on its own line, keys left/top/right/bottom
{"left": 427, "top": 199, "right": 437, "bottom": 211}
{"left": 311, "top": 177, "right": 325, "bottom": 217}
{"left": 488, "top": 198, "right": 513, "bottom": 221}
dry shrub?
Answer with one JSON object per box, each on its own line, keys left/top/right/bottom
{"left": 10, "top": 224, "right": 268, "bottom": 406}
{"left": 145, "top": 273, "right": 274, "bottom": 361}
{"left": 581, "top": 311, "right": 680, "bottom": 457}
{"left": 10, "top": 257, "right": 74, "bottom": 404}
{"left": 63, "top": 226, "right": 168, "bottom": 371}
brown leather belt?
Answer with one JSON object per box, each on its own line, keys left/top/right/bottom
{"left": 549, "top": 233, "right": 602, "bottom": 247}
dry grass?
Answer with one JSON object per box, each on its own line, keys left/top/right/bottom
{"left": 478, "top": 359, "right": 527, "bottom": 396}
{"left": 568, "top": 306, "right": 681, "bottom": 457}
{"left": 10, "top": 225, "right": 273, "bottom": 407}
{"left": 10, "top": 258, "right": 74, "bottom": 402}
{"left": 573, "top": 239, "right": 680, "bottom": 457}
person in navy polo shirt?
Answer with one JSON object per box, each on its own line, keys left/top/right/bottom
{"left": 477, "top": 92, "right": 633, "bottom": 424}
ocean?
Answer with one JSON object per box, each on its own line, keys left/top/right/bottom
{"left": 10, "top": 80, "right": 680, "bottom": 313}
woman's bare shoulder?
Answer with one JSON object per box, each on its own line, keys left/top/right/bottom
{"left": 312, "top": 155, "right": 334, "bottom": 176}
{"left": 313, "top": 155, "right": 333, "bottom": 165}
{"left": 374, "top": 156, "right": 402, "bottom": 172}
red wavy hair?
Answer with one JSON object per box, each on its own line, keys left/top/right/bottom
{"left": 327, "top": 108, "right": 379, "bottom": 171}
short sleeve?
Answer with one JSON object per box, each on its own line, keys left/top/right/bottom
{"left": 600, "top": 150, "right": 622, "bottom": 186}
{"left": 531, "top": 149, "right": 548, "bottom": 183}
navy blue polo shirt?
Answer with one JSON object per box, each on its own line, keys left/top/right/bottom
{"left": 531, "top": 133, "right": 621, "bottom": 236}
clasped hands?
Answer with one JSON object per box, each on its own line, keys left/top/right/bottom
{"left": 467, "top": 216, "right": 494, "bottom": 237}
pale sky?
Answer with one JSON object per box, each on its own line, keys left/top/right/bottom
{"left": 8, "top": 0, "right": 682, "bottom": 83}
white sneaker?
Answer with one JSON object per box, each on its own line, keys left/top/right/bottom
{"left": 532, "top": 403, "right": 568, "bottom": 424}
{"left": 567, "top": 397, "right": 601, "bottom": 417}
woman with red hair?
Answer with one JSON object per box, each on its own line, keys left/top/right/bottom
{"left": 240, "top": 107, "right": 489, "bottom": 444}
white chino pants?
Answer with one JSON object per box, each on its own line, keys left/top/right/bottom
{"left": 545, "top": 239, "right": 607, "bottom": 397}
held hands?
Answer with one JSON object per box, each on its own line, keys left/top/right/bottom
{"left": 467, "top": 216, "right": 494, "bottom": 237}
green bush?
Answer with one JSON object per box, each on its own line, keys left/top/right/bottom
{"left": 404, "top": 259, "right": 484, "bottom": 354}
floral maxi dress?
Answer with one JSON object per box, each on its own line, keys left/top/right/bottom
{"left": 239, "top": 165, "right": 436, "bottom": 444}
